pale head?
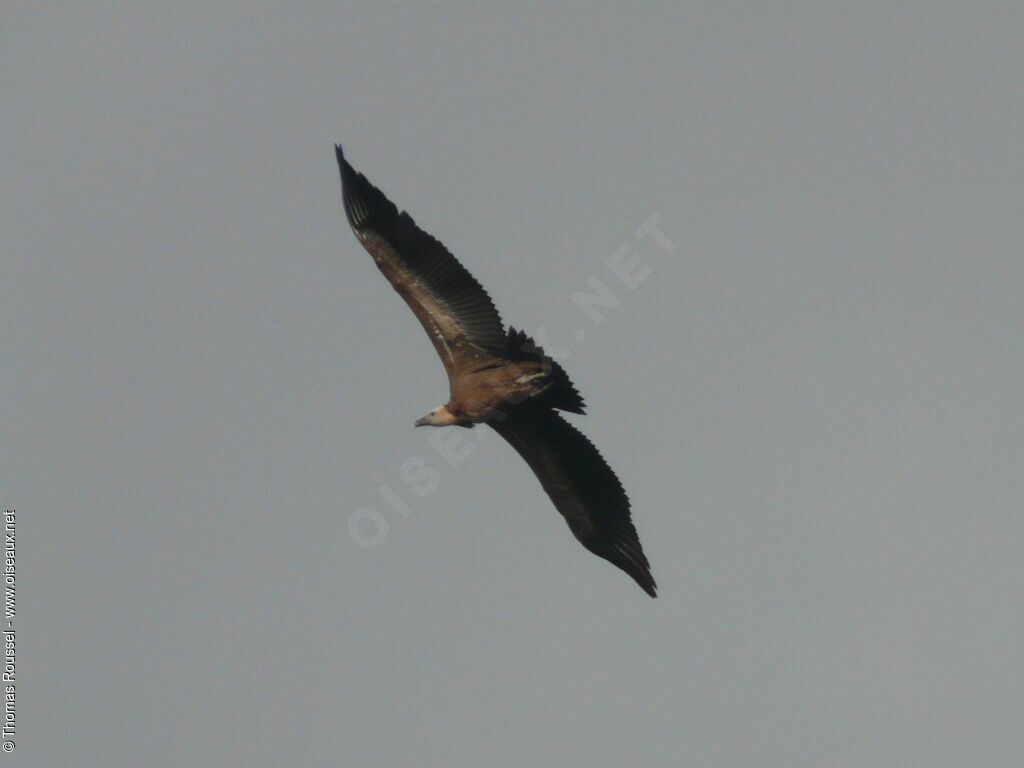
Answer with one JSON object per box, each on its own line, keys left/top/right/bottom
{"left": 414, "top": 404, "right": 458, "bottom": 428}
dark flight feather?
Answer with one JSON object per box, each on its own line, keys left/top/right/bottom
{"left": 489, "top": 406, "right": 657, "bottom": 597}
{"left": 336, "top": 145, "right": 507, "bottom": 357}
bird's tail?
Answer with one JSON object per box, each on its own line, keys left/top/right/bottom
{"left": 504, "top": 327, "right": 586, "bottom": 415}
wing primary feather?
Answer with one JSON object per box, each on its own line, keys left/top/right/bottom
{"left": 489, "top": 405, "right": 656, "bottom": 597}
{"left": 335, "top": 145, "right": 508, "bottom": 368}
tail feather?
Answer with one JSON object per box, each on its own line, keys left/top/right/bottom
{"left": 505, "top": 327, "right": 586, "bottom": 415}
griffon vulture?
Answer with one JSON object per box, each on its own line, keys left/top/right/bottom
{"left": 335, "top": 145, "right": 656, "bottom": 597}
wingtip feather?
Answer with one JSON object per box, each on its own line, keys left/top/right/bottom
{"left": 638, "top": 573, "right": 658, "bottom": 598}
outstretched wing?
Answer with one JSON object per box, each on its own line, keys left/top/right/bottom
{"left": 489, "top": 406, "right": 657, "bottom": 597}
{"left": 336, "top": 145, "right": 506, "bottom": 381}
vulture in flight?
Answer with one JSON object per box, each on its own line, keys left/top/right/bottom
{"left": 335, "top": 145, "right": 657, "bottom": 597}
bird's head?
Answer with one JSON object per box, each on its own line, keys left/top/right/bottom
{"left": 414, "top": 404, "right": 458, "bottom": 428}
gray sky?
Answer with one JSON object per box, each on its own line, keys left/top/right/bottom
{"left": 3, "top": 4, "right": 1023, "bottom": 767}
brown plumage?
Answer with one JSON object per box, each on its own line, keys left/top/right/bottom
{"left": 336, "top": 145, "right": 656, "bottom": 597}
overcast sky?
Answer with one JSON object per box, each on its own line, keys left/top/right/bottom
{"left": 3, "top": 4, "right": 1023, "bottom": 767}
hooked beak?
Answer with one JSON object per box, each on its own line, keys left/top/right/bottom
{"left": 414, "top": 417, "right": 428, "bottom": 428}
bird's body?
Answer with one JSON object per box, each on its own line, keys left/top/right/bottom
{"left": 336, "top": 145, "right": 656, "bottom": 597}
{"left": 447, "top": 358, "right": 551, "bottom": 424}
{"left": 425, "top": 331, "right": 584, "bottom": 426}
